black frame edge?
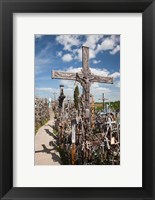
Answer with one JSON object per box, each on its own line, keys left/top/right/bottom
{"left": 0, "top": 0, "right": 2, "bottom": 197}
{"left": 153, "top": 1, "right": 155, "bottom": 200}
{"left": 142, "top": 1, "right": 154, "bottom": 198}
{"left": 1, "top": 0, "right": 13, "bottom": 198}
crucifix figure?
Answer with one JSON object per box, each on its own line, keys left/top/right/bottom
{"left": 52, "top": 46, "right": 113, "bottom": 113}
{"left": 58, "top": 85, "right": 65, "bottom": 109}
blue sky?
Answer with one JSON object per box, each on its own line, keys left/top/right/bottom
{"left": 35, "top": 35, "right": 120, "bottom": 102}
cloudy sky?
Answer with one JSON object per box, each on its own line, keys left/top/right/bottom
{"left": 35, "top": 34, "right": 120, "bottom": 102}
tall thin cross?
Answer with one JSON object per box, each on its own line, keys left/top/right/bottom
{"left": 52, "top": 46, "right": 113, "bottom": 111}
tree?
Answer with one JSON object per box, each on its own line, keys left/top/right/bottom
{"left": 74, "top": 85, "right": 79, "bottom": 110}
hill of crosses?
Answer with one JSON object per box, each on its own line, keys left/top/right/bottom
{"left": 35, "top": 35, "right": 120, "bottom": 165}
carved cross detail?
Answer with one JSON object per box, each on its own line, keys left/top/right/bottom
{"left": 52, "top": 46, "right": 113, "bottom": 110}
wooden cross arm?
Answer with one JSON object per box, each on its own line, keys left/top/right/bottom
{"left": 91, "top": 75, "right": 113, "bottom": 84}
{"left": 52, "top": 71, "right": 77, "bottom": 80}
{"left": 52, "top": 70, "right": 113, "bottom": 84}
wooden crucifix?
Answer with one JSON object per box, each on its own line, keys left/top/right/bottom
{"left": 52, "top": 46, "right": 113, "bottom": 112}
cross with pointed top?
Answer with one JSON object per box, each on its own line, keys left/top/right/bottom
{"left": 52, "top": 46, "right": 113, "bottom": 110}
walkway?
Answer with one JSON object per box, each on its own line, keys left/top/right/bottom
{"left": 35, "top": 107, "right": 61, "bottom": 165}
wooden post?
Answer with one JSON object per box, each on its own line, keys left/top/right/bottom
{"left": 71, "top": 120, "right": 76, "bottom": 165}
{"left": 102, "top": 93, "right": 104, "bottom": 110}
{"left": 72, "top": 143, "right": 75, "bottom": 165}
{"left": 91, "top": 96, "right": 95, "bottom": 129}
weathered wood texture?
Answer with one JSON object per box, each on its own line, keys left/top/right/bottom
{"left": 82, "top": 46, "right": 90, "bottom": 75}
{"left": 52, "top": 71, "right": 113, "bottom": 84}
{"left": 52, "top": 71, "right": 77, "bottom": 80}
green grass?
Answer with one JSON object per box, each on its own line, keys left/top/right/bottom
{"left": 94, "top": 101, "right": 120, "bottom": 111}
{"left": 53, "top": 129, "right": 58, "bottom": 135}
{"left": 35, "top": 118, "right": 49, "bottom": 134}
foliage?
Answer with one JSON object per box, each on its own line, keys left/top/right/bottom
{"left": 105, "top": 101, "right": 120, "bottom": 111}
{"left": 58, "top": 147, "right": 70, "bottom": 165}
{"left": 95, "top": 101, "right": 120, "bottom": 111}
{"left": 35, "top": 118, "right": 49, "bottom": 134}
{"left": 74, "top": 85, "right": 79, "bottom": 110}
{"left": 53, "top": 129, "right": 58, "bottom": 135}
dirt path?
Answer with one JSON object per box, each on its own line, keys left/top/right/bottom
{"left": 35, "top": 107, "right": 61, "bottom": 165}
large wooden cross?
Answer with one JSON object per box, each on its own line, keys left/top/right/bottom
{"left": 52, "top": 46, "right": 113, "bottom": 110}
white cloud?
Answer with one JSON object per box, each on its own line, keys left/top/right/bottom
{"left": 56, "top": 35, "right": 81, "bottom": 51}
{"left": 96, "top": 37, "right": 115, "bottom": 52}
{"left": 56, "top": 35, "right": 120, "bottom": 63}
{"left": 56, "top": 51, "right": 62, "bottom": 57}
{"left": 111, "top": 35, "right": 120, "bottom": 43}
{"left": 92, "top": 60, "right": 101, "bottom": 64}
{"left": 89, "top": 49, "right": 96, "bottom": 59}
{"left": 74, "top": 48, "right": 82, "bottom": 61}
{"left": 91, "top": 86, "right": 111, "bottom": 93}
{"left": 91, "top": 82, "right": 111, "bottom": 92}
{"left": 60, "top": 80, "right": 75, "bottom": 89}
{"left": 83, "top": 35, "right": 103, "bottom": 49}
{"left": 110, "top": 45, "right": 120, "bottom": 55}
{"left": 90, "top": 68, "right": 109, "bottom": 76}
{"left": 110, "top": 72, "right": 120, "bottom": 79}
{"left": 65, "top": 66, "right": 119, "bottom": 78}
{"left": 73, "top": 35, "right": 120, "bottom": 61}
{"left": 75, "top": 35, "right": 103, "bottom": 60}
{"left": 96, "top": 35, "right": 120, "bottom": 55}
{"left": 66, "top": 66, "right": 82, "bottom": 73}
{"left": 90, "top": 84, "right": 111, "bottom": 101}
{"left": 62, "top": 54, "right": 73, "bottom": 62}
